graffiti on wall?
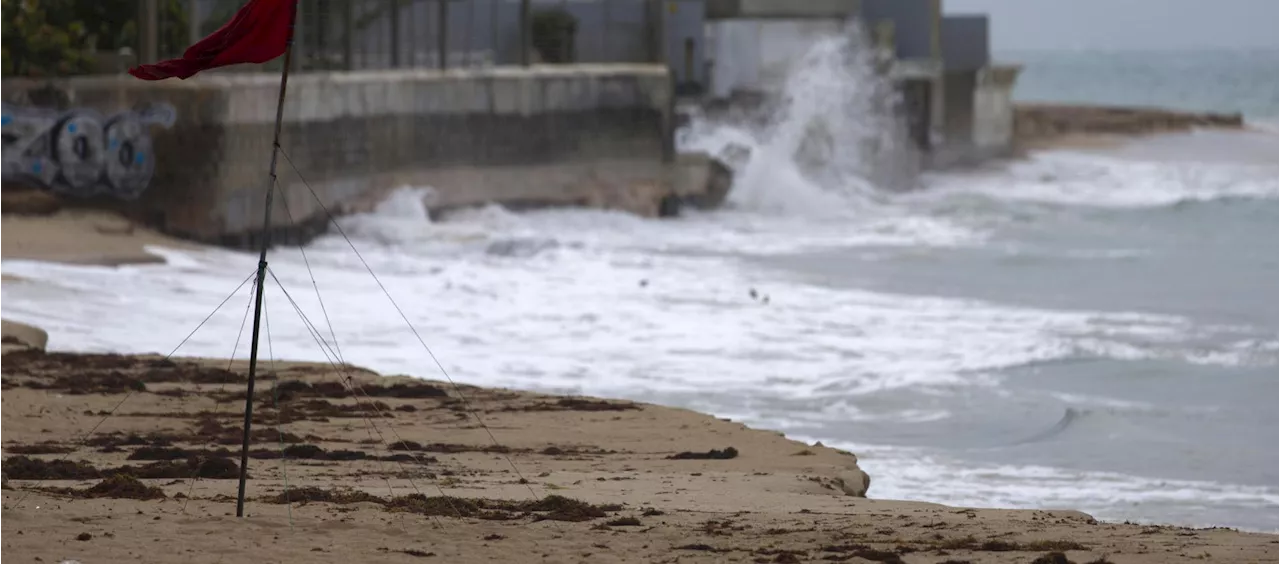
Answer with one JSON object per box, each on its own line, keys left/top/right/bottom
{"left": 1, "top": 102, "right": 176, "bottom": 200}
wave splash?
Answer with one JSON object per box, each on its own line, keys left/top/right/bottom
{"left": 678, "top": 22, "right": 918, "bottom": 217}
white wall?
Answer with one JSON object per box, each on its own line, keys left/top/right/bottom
{"left": 972, "top": 66, "right": 1017, "bottom": 152}
{"left": 707, "top": 19, "right": 844, "bottom": 98}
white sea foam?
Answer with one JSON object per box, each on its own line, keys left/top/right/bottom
{"left": 924, "top": 148, "right": 1279, "bottom": 209}
{"left": 0, "top": 217, "right": 1258, "bottom": 402}
{"left": 796, "top": 437, "right": 1279, "bottom": 532}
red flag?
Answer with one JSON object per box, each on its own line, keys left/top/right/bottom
{"left": 129, "top": 0, "right": 297, "bottom": 81}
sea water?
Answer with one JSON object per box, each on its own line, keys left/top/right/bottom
{"left": 3, "top": 40, "right": 1276, "bottom": 531}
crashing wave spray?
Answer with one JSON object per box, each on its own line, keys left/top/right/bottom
{"left": 678, "top": 21, "right": 919, "bottom": 214}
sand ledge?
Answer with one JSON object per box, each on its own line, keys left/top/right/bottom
{"left": 1, "top": 347, "right": 1275, "bottom": 563}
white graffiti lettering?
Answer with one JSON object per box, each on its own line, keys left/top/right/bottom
{"left": 1, "top": 103, "right": 176, "bottom": 200}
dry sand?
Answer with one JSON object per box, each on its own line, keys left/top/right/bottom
{"left": 1, "top": 208, "right": 195, "bottom": 266}
{"left": 1, "top": 344, "right": 1275, "bottom": 564}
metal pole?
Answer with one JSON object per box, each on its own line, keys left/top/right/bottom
{"left": 520, "top": 0, "right": 531, "bottom": 66}
{"left": 141, "top": 0, "right": 159, "bottom": 63}
{"left": 236, "top": 0, "right": 299, "bottom": 520}
{"left": 389, "top": 0, "right": 400, "bottom": 68}
{"left": 489, "top": 0, "right": 498, "bottom": 65}
{"left": 463, "top": 0, "right": 472, "bottom": 68}
{"left": 343, "top": 0, "right": 354, "bottom": 70}
{"left": 437, "top": 0, "right": 448, "bottom": 69}
{"left": 188, "top": 0, "right": 201, "bottom": 46}
{"left": 602, "top": 0, "right": 610, "bottom": 62}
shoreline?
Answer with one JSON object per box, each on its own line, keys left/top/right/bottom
{"left": 1, "top": 341, "right": 1276, "bottom": 563}
{"left": 0, "top": 102, "right": 1267, "bottom": 269}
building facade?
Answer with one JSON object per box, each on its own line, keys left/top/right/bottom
{"left": 276, "top": 0, "right": 1017, "bottom": 166}
{"left": 700, "top": 0, "right": 1020, "bottom": 165}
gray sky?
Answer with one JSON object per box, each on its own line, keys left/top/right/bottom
{"left": 944, "top": 0, "right": 1279, "bottom": 51}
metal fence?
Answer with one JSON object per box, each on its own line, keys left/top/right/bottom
{"left": 292, "top": 0, "right": 659, "bottom": 71}
{"left": 5, "top": 0, "right": 670, "bottom": 78}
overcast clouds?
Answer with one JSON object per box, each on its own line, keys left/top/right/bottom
{"left": 944, "top": 0, "right": 1278, "bottom": 51}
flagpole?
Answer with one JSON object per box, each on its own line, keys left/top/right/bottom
{"left": 236, "top": 0, "right": 300, "bottom": 519}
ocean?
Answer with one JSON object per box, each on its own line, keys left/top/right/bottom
{"left": 3, "top": 47, "right": 1277, "bottom": 532}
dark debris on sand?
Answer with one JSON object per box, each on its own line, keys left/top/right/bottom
{"left": 2, "top": 350, "right": 246, "bottom": 391}
{"left": 264, "top": 486, "right": 386, "bottom": 505}
{"left": 44, "top": 474, "right": 167, "bottom": 500}
{"left": 668, "top": 446, "right": 738, "bottom": 460}
{"left": 505, "top": 398, "right": 642, "bottom": 413}
{"left": 3, "top": 456, "right": 101, "bottom": 480}
{"left": 259, "top": 488, "right": 619, "bottom": 522}
{"left": 3, "top": 454, "right": 243, "bottom": 481}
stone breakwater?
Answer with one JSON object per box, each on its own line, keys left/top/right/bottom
{"left": 1014, "top": 103, "right": 1244, "bottom": 147}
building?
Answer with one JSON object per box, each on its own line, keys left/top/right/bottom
{"left": 699, "top": 0, "right": 1021, "bottom": 167}
{"left": 276, "top": 0, "right": 1017, "bottom": 167}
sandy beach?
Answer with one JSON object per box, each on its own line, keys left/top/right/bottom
{"left": 2, "top": 340, "right": 1277, "bottom": 564}
{"left": 2, "top": 106, "right": 1277, "bottom": 563}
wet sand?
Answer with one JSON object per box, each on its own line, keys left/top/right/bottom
{"left": 1, "top": 341, "right": 1276, "bottom": 564}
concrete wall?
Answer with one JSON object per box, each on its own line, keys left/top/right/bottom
{"left": 663, "top": 0, "right": 709, "bottom": 93}
{"left": 942, "top": 71, "right": 976, "bottom": 144}
{"left": 859, "top": 0, "right": 939, "bottom": 61}
{"left": 1, "top": 65, "right": 678, "bottom": 247}
{"left": 290, "top": 0, "right": 658, "bottom": 70}
{"left": 972, "top": 65, "right": 1021, "bottom": 156}
{"left": 940, "top": 15, "right": 988, "bottom": 72}
{"left": 706, "top": 0, "right": 860, "bottom": 19}
{"left": 706, "top": 19, "right": 844, "bottom": 98}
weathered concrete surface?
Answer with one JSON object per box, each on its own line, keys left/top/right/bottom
{"left": 927, "top": 63, "right": 1019, "bottom": 168}
{"left": 973, "top": 65, "right": 1021, "bottom": 155}
{"left": 671, "top": 153, "right": 733, "bottom": 210}
{"left": 2, "top": 65, "right": 717, "bottom": 249}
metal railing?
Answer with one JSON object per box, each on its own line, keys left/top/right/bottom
{"left": 8, "top": 0, "right": 666, "bottom": 76}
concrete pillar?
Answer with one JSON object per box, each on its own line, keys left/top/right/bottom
{"left": 390, "top": 0, "right": 401, "bottom": 68}
{"left": 930, "top": 74, "right": 945, "bottom": 149}
{"left": 343, "top": 0, "right": 354, "bottom": 70}
{"left": 438, "top": 0, "right": 449, "bottom": 69}
{"left": 520, "top": 0, "right": 532, "bottom": 66}
{"left": 188, "top": 0, "right": 201, "bottom": 45}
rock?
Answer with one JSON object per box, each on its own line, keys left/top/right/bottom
{"left": 834, "top": 467, "right": 871, "bottom": 498}
{"left": 582, "top": 180, "right": 670, "bottom": 218}
{"left": 1014, "top": 103, "right": 1243, "bottom": 145}
{"left": 1, "top": 319, "right": 48, "bottom": 350}
{"left": 671, "top": 152, "right": 733, "bottom": 211}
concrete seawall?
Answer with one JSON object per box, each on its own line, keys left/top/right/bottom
{"left": 2, "top": 65, "right": 726, "bottom": 248}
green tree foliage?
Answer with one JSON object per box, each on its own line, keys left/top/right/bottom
{"left": 2, "top": 0, "right": 189, "bottom": 77}
{"left": 64, "top": 0, "right": 191, "bottom": 57}
{"left": 531, "top": 8, "right": 577, "bottom": 64}
{"left": 1, "top": 0, "right": 94, "bottom": 76}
